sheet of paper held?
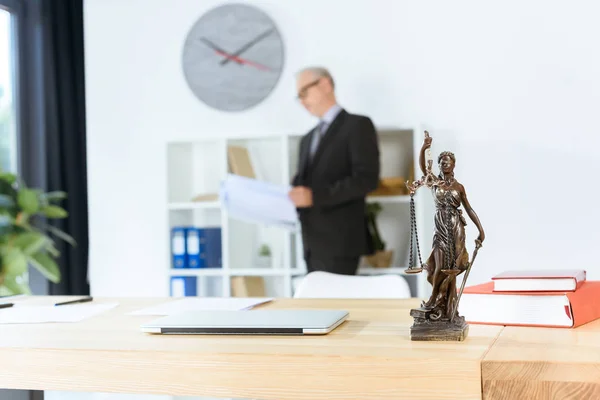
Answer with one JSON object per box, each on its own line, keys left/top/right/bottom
{"left": 220, "top": 174, "right": 298, "bottom": 231}
{"left": 0, "top": 302, "right": 119, "bottom": 324}
{"left": 128, "top": 297, "right": 273, "bottom": 316}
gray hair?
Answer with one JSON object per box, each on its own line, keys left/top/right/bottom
{"left": 296, "top": 66, "right": 335, "bottom": 89}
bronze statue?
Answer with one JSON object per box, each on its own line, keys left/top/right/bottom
{"left": 405, "top": 131, "right": 485, "bottom": 341}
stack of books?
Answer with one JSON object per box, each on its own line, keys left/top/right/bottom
{"left": 458, "top": 269, "right": 600, "bottom": 328}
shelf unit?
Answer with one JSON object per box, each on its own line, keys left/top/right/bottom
{"left": 165, "top": 126, "right": 432, "bottom": 299}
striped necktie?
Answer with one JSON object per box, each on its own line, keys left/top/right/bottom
{"left": 309, "top": 121, "right": 326, "bottom": 159}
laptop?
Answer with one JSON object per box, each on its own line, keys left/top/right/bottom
{"left": 140, "top": 309, "right": 349, "bottom": 335}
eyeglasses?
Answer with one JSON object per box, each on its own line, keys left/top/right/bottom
{"left": 296, "top": 78, "right": 321, "bottom": 100}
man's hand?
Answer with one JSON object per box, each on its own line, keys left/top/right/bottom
{"left": 289, "top": 186, "right": 313, "bottom": 207}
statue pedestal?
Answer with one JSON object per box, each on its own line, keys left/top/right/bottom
{"left": 409, "top": 307, "right": 469, "bottom": 342}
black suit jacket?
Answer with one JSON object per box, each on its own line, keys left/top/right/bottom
{"left": 292, "top": 109, "right": 380, "bottom": 259}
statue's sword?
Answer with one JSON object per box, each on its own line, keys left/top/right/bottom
{"left": 450, "top": 240, "right": 482, "bottom": 322}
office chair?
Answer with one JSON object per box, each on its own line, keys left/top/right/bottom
{"left": 293, "top": 271, "right": 411, "bottom": 299}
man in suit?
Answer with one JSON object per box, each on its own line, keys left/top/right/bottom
{"left": 289, "top": 66, "right": 380, "bottom": 276}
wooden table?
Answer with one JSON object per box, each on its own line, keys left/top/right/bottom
{"left": 482, "top": 320, "right": 600, "bottom": 399}
{"left": 0, "top": 296, "right": 596, "bottom": 399}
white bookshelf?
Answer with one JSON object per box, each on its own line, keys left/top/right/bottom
{"left": 165, "top": 126, "right": 432, "bottom": 299}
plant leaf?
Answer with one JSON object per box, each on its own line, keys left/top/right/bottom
{"left": 0, "top": 172, "right": 17, "bottom": 185}
{"left": 46, "top": 241, "right": 61, "bottom": 257}
{"left": 1, "top": 247, "right": 28, "bottom": 276}
{"left": 0, "top": 285, "right": 13, "bottom": 296}
{"left": 0, "top": 194, "right": 15, "bottom": 208}
{"left": 28, "top": 252, "right": 61, "bottom": 283}
{"left": 0, "top": 214, "right": 13, "bottom": 228}
{"left": 0, "top": 273, "right": 32, "bottom": 295}
{"left": 17, "top": 189, "right": 40, "bottom": 214}
{"left": 0, "top": 174, "right": 17, "bottom": 202}
{"left": 41, "top": 191, "right": 67, "bottom": 202}
{"left": 41, "top": 205, "right": 68, "bottom": 219}
{"left": 44, "top": 224, "right": 76, "bottom": 247}
{"left": 14, "top": 212, "right": 31, "bottom": 229}
{"left": 12, "top": 232, "right": 48, "bottom": 255}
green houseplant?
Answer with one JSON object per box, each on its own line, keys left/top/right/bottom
{"left": 366, "top": 202, "right": 386, "bottom": 252}
{"left": 364, "top": 202, "right": 393, "bottom": 268}
{"left": 0, "top": 171, "right": 75, "bottom": 295}
{"left": 256, "top": 243, "right": 272, "bottom": 268}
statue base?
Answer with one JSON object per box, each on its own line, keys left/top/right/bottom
{"left": 409, "top": 307, "right": 469, "bottom": 342}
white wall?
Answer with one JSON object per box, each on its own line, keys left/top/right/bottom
{"left": 85, "top": 0, "right": 600, "bottom": 297}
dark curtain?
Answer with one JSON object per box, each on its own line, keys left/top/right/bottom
{"left": 42, "top": 0, "right": 89, "bottom": 295}
{"left": 18, "top": 0, "right": 89, "bottom": 296}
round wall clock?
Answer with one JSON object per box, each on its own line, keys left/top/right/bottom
{"left": 182, "top": 3, "right": 285, "bottom": 112}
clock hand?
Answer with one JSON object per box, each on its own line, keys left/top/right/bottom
{"left": 222, "top": 54, "right": 271, "bottom": 70}
{"left": 199, "top": 38, "right": 243, "bottom": 65}
{"left": 200, "top": 37, "right": 271, "bottom": 71}
{"left": 220, "top": 28, "right": 274, "bottom": 66}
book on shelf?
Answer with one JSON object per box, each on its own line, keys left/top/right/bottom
{"left": 191, "top": 193, "right": 219, "bottom": 202}
{"left": 228, "top": 145, "right": 256, "bottom": 178}
{"left": 231, "top": 276, "right": 266, "bottom": 297}
{"left": 458, "top": 280, "right": 600, "bottom": 328}
{"left": 491, "top": 269, "right": 586, "bottom": 292}
{"left": 170, "top": 276, "right": 197, "bottom": 296}
{"left": 368, "top": 176, "right": 408, "bottom": 196}
{"left": 171, "top": 226, "right": 222, "bottom": 269}
{"left": 170, "top": 227, "right": 186, "bottom": 269}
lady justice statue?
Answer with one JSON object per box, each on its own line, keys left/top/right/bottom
{"left": 404, "top": 131, "right": 485, "bottom": 341}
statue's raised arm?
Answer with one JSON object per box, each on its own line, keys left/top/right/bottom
{"left": 419, "top": 131, "right": 432, "bottom": 176}
{"left": 407, "top": 131, "right": 439, "bottom": 194}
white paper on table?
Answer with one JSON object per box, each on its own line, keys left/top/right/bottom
{"left": 220, "top": 174, "right": 298, "bottom": 231}
{"left": 128, "top": 297, "right": 273, "bottom": 316}
{"left": 0, "top": 302, "right": 119, "bottom": 324}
